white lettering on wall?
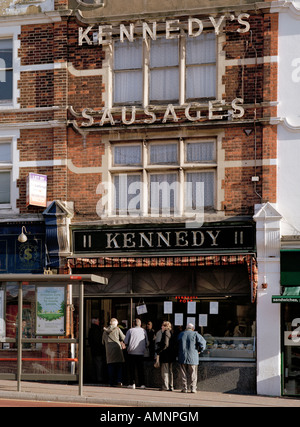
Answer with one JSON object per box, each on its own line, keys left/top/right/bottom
{"left": 69, "top": 99, "right": 245, "bottom": 129}
{"left": 78, "top": 14, "right": 250, "bottom": 45}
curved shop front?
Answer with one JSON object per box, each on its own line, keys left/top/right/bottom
{"left": 69, "top": 222, "right": 258, "bottom": 394}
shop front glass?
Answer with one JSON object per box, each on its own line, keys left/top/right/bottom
{"left": 0, "top": 281, "right": 80, "bottom": 380}
{"left": 282, "top": 300, "right": 300, "bottom": 396}
{"left": 83, "top": 264, "right": 256, "bottom": 382}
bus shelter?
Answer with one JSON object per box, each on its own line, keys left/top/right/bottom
{"left": 0, "top": 274, "right": 107, "bottom": 395}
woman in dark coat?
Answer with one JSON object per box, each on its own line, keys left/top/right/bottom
{"left": 157, "top": 321, "right": 175, "bottom": 391}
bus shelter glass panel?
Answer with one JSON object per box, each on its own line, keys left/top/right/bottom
{"left": 0, "top": 282, "right": 80, "bottom": 378}
{"left": 0, "top": 283, "right": 17, "bottom": 374}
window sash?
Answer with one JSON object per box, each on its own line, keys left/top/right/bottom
{"left": 150, "top": 68, "right": 179, "bottom": 103}
{"left": 113, "top": 144, "right": 142, "bottom": 166}
{"left": 186, "top": 65, "right": 216, "bottom": 99}
{"left": 114, "top": 39, "right": 142, "bottom": 70}
{"left": 113, "top": 39, "right": 143, "bottom": 104}
{"left": 114, "top": 71, "right": 143, "bottom": 104}
{"left": 149, "top": 173, "right": 178, "bottom": 213}
{"left": 0, "top": 171, "right": 11, "bottom": 204}
{"left": 186, "top": 141, "right": 215, "bottom": 163}
{"left": 186, "top": 33, "right": 216, "bottom": 65}
{"left": 0, "top": 142, "right": 11, "bottom": 163}
{"left": 113, "top": 174, "right": 141, "bottom": 213}
{"left": 186, "top": 171, "right": 215, "bottom": 209}
{"left": 150, "top": 38, "right": 179, "bottom": 68}
{"left": 149, "top": 143, "right": 178, "bottom": 165}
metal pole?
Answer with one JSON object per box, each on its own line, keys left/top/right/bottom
{"left": 78, "top": 281, "right": 84, "bottom": 396}
{"left": 17, "top": 282, "right": 22, "bottom": 392}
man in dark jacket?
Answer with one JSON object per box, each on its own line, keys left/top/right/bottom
{"left": 177, "top": 323, "right": 206, "bottom": 393}
{"left": 157, "top": 321, "right": 176, "bottom": 391}
{"left": 88, "top": 318, "right": 103, "bottom": 383}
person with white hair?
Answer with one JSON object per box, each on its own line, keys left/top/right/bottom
{"left": 177, "top": 323, "right": 206, "bottom": 393}
{"left": 124, "top": 318, "right": 148, "bottom": 389}
{"left": 102, "top": 318, "right": 125, "bottom": 387}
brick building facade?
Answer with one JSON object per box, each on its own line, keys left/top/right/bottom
{"left": 0, "top": 0, "right": 286, "bottom": 396}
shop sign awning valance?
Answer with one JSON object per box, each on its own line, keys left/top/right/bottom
{"left": 67, "top": 254, "right": 257, "bottom": 302}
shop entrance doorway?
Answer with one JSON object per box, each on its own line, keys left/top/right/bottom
{"left": 83, "top": 296, "right": 171, "bottom": 384}
{"left": 83, "top": 297, "right": 132, "bottom": 384}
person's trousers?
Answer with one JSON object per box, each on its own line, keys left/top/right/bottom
{"left": 179, "top": 364, "right": 198, "bottom": 391}
{"left": 107, "top": 362, "right": 123, "bottom": 386}
{"left": 127, "top": 354, "right": 145, "bottom": 386}
{"left": 92, "top": 355, "right": 103, "bottom": 382}
{"left": 160, "top": 362, "right": 174, "bottom": 390}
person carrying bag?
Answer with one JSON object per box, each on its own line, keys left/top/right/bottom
{"left": 102, "top": 318, "right": 125, "bottom": 387}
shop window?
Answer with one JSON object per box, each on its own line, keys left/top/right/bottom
{"left": 113, "top": 32, "right": 216, "bottom": 106}
{"left": 282, "top": 300, "right": 300, "bottom": 396}
{"left": 0, "top": 39, "right": 13, "bottom": 104}
{"left": 110, "top": 138, "right": 216, "bottom": 216}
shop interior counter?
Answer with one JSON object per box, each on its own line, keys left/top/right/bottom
{"left": 200, "top": 336, "right": 256, "bottom": 362}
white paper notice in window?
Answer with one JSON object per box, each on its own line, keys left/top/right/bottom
{"left": 164, "top": 301, "right": 173, "bottom": 314}
{"left": 209, "top": 301, "right": 219, "bottom": 314}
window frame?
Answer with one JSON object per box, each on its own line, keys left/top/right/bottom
{"left": 112, "top": 30, "right": 217, "bottom": 107}
{"left": 109, "top": 138, "right": 217, "bottom": 217}
{"left": 0, "top": 27, "right": 21, "bottom": 110}
{"left": 0, "top": 38, "right": 13, "bottom": 106}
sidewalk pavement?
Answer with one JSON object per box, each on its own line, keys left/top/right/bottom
{"left": 0, "top": 380, "right": 300, "bottom": 407}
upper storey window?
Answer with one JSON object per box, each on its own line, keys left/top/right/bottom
{"left": 0, "top": 39, "right": 13, "bottom": 105}
{"left": 0, "top": 141, "right": 12, "bottom": 206}
{"left": 113, "top": 32, "right": 216, "bottom": 106}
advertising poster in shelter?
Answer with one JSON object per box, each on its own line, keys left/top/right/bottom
{"left": 36, "top": 286, "right": 65, "bottom": 335}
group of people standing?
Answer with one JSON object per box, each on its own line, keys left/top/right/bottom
{"left": 90, "top": 317, "right": 206, "bottom": 393}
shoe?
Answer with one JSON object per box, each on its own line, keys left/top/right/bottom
{"left": 127, "top": 384, "right": 135, "bottom": 389}
{"left": 191, "top": 389, "right": 197, "bottom": 393}
{"left": 181, "top": 389, "right": 187, "bottom": 393}
{"left": 117, "top": 383, "right": 123, "bottom": 388}
{"left": 169, "top": 387, "right": 174, "bottom": 391}
{"left": 140, "top": 385, "right": 146, "bottom": 389}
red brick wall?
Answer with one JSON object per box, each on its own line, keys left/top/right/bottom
{"left": 12, "top": 11, "right": 278, "bottom": 219}
{"left": 67, "top": 128, "right": 104, "bottom": 219}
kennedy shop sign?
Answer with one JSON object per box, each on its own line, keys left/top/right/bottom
{"left": 72, "top": 224, "right": 255, "bottom": 254}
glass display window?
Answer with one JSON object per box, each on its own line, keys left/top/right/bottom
{"left": 282, "top": 301, "right": 300, "bottom": 396}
